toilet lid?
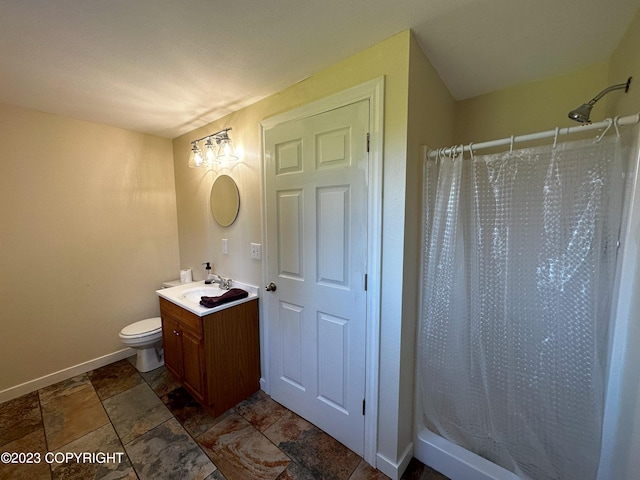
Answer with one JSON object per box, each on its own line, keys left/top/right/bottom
{"left": 120, "top": 317, "right": 162, "bottom": 337}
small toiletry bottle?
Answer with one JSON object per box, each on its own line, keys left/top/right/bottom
{"left": 202, "top": 262, "right": 214, "bottom": 280}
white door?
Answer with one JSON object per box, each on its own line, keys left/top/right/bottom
{"left": 264, "top": 99, "right": 369, "bottom": 454}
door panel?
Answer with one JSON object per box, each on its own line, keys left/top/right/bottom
{"left": 317, "top": 311, "right": 348, "bottom": 411}
{"left": 277, "top": 190, "right": 304, "bottom": 279}
{"left": 264, "top": 100, "right": 369, "bottom": 454}
{"left": 317, "top": 185, "right": 350, "bottom": 287}
{"left": 181, "top": 330, "right": 204, "bottom": 403}
{"left": 280, "top": 301, "right": 305, "bottom": 390}
{"left": 161, "top": 316, "right": 182, "bottom": 380}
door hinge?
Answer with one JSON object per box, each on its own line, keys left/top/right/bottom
{"left": 366, "top": 133, "right": 370, "bottom": 152}
{"left": 364, "top": 274, "right": 368, "bottom": 291}
{"left": 362, "top": 398, "right": 366, "bottom": 415}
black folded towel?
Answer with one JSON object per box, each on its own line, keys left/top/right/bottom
{"left": 200, "top": 288, "right": 248, "bottom": 308}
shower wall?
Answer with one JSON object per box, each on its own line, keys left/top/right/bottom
{"left": 453, "top": 63, "right": 609, "bottom": 144}
{"left": 454, "top": 8, "right": 640, "bottom": 146}
{"left": 608, "top": 9, "right": 640, "bottom": 118}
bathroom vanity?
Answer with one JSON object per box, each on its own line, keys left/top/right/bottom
{"left": 157, "top": 281, "right": 260, "bottom": 416}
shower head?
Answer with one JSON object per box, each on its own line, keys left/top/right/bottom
{"left": 568, "top": 103, "right": 594, "bottom": 124}
{"left": 568, "top": 77, "right": 632, "bottom": 123}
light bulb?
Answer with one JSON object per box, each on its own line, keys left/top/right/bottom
{"left": 188, "top": 143, "right": 204, "bottom": 168}
{"left": 203, "top": 137, "right": 219, "bottom": 169}
{"left": 216, "top": 138, "right": 238, "bottom": 161}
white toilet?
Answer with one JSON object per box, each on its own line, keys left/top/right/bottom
{"left": 119, "top": 317, "right": 164, "bottom": 373}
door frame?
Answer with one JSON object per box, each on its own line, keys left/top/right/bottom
{"left": 260, "top": 77, "right": 384, "bottom": 466}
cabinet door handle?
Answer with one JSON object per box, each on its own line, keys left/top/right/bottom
{"left": 173, "top": 329, "right": 181, "bottom": 336}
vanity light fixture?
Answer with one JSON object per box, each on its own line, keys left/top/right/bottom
{"left": 188, "top": 128, "right": 238, "bottom": 169}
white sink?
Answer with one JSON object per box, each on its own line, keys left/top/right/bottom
{"left": 181, "top": 286, "right": 228, "bottom": 303}
{"left": 156, "top": 280, "right": 259, "bottom": 317}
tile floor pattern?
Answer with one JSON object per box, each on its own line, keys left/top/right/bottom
{"left": 0, "top": 358, "right": 450, "bottom": 480}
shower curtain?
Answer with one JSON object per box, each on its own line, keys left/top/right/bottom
{"left": 420, "top": 133, "right": 627, "bottom": 480}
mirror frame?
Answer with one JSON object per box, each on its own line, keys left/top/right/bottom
{"left": 210, "top": 174, "right": 240, "bottom": 227}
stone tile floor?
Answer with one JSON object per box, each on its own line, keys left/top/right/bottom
{"left": 0, "top": 358, "right": 450, "bottom": 479}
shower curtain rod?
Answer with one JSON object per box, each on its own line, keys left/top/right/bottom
{"left": 427, "top": 113, "right": 640, "bottom": 159}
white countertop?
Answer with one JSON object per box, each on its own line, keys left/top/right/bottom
{"left": 156, "top": 280, "right": 259, "bottom": 317}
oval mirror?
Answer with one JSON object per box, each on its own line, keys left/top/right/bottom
{"left": 210, "top": 175, "right": 240, "bottom": 227}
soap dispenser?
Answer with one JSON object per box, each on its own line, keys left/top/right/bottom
{"left": 202, "top": 262, "right": 215, "bottom": 281}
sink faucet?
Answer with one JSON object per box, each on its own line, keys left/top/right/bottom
{"left": 205, "top": 274, "right": 232, "bottom": 290}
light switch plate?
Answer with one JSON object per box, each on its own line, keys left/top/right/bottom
{"left": 222, "top": 238, "right": 229, "bottom": 255}
{"left": 250, "top": 243, "right": 262, "bottom": 260}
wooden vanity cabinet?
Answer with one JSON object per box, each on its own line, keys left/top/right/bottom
{"left": 159, "top": 297, "right": 260, "bottom": 416}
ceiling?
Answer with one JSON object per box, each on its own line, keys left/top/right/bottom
{"left": 1, "top": 0, "right": 637, "bottom": 138}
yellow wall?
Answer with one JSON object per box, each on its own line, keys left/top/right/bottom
{"left": 607, "top": 9, "right": 640, "bottom": 117}
{"left": 0, "top": 104, "right": 179, "bottom": 393}
{"left": 453, "top": 62, "right": 609, "bottom": 145}
{"left": 391, "top": 35, "right": 455, "bottom": 461}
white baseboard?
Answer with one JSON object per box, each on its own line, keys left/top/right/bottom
{"left": 376, "top": 441, "right": 414, "bottom": 480}
{"left": 414, "top": 428, "right": 520, "bottom": 480}
{"left": 0, "top": 348, "right": 135, "bottom": 404}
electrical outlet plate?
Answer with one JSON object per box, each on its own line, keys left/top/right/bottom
{"left": 250, "top": 243, "right": 262, "bottom": 260}
{"left": 222, "top": 238, "right": 229, "bottom": 255}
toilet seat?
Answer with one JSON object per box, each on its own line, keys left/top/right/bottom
{"left": 119, "top": 316, "right": 164, "bottom": 373}
{"left": 119, "top": 317, "right": 162, "bottom": 339}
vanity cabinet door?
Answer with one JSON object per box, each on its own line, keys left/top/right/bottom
{"left": 161, "top": 315, "right": 183, "bottom": 380}
{"left": 181, "top": 328, "right": 205, "bottom": 404}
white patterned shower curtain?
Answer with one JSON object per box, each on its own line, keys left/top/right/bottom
{"left": 419, "top": 132, "right": 629, "bottom": 480}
